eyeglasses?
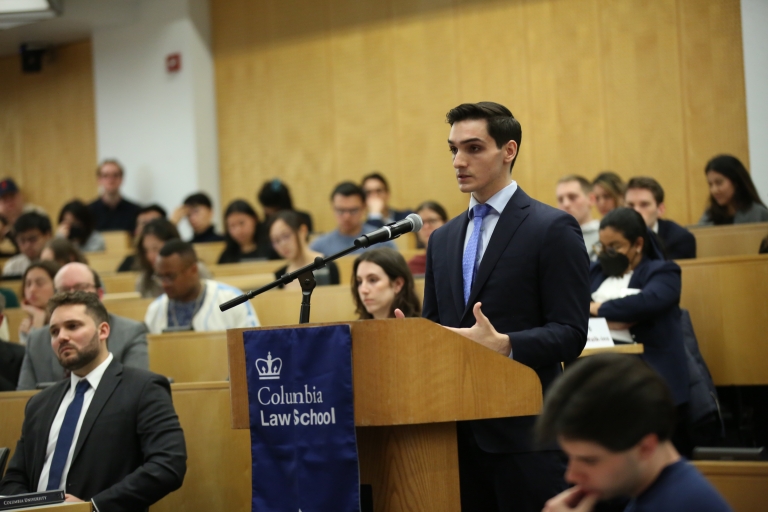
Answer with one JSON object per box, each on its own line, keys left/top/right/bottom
{"left": 98, "top": 172, "right": 122, "bottom": 180}
{"left": 17, "top": 234, "right": 41, "bottom": 246}
{"left": 56, "top": 283, "right": 97, "bottom": 293}
{"left": 153, "top": 273, "right": 179, "bottom": 284}
{"left": 421, "top": 218, "right": 444, "bottom": 227}
{"left": 593, "top": 242, "right": 620, "bottom": 257}
{"left": 270, "top": 233, "right": 294, "bottom": 246}
{"left": 334, "top": 207, "right": 362, "bottom": 216}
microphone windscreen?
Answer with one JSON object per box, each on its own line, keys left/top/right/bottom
{"left": 407, "top": 213, "right": 423, "bottom": 232}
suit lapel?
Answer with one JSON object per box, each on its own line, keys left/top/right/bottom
{"left": 33, "top": 382, "right": 70, "bottom": 483}
{"left": 450, "top": 212, "right": 471, "bottom": 321}
{"left": 463, "top": 188, "right": 531, "bottom": 320}
{"left": 72, "top": 360, "right": 122, "bottom": 463}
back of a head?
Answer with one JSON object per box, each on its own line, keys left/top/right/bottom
{"left": 159, "top": 239, "right": 198, "bottom": 266}
{"left": 139, "top": 204, "right": 167, "bottom": 218}
{"left": 258, "top": 179, "right": 294, "bottom": 210}
{"left": 14, "top": 211, "right": 52, "bottom": 235}
{"left": 626, "top": 176, "right": 665, "bottom": 205}
{"left": 445, "top": 102, "right": 522, "bottom": 170}
{"left": 705, "top": 154, "right": 765, "bottom": 209}
{"left": 142, "top": 218, "right": 180, "bottom": 241}
{"left": 536, "top": 353, "right": 676, "bottom": 452}
{"left": 183, "top": 192, "right": 213, "bottom": 209}
{"left": 331, "top": 181, "right": 365, "bottom": 202}
{"left": 44, "top": 237, "right": 88, "bottom": 265}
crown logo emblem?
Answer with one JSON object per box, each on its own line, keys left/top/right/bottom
{"left": 256, "top": 352, "right": 282, "bottom": 380}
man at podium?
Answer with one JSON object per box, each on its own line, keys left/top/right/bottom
{"left": 420, "top": 102, "right": 590, "bottom": 511}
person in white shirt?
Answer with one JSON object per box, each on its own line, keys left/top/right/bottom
{"left": 144, "top": 239, "right": 259, "bottom": 334}
{"left": 556, "top": 175, "right": 600, "bottom": 261}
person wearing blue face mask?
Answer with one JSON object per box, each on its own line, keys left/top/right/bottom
{"left": 589, "top": 207, "right": 691, "bottom": 455}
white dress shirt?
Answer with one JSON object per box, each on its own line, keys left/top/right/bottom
{"left": 463, "top": 181, "right": 519, "bottom": 263}
{"left": 37, "top": 353, "right": 114, "bottom": 492}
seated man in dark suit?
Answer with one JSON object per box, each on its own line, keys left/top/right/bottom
{"left": 17, "top": 262, "right": 148, "bottom": 390}
{"left": 0, "top": 291, "right": 186, "bottom": 510}
{"left": 361, "top": 172, "right": 413, "bottom": 228}
{"left": 625, "top": 177, "right": 696, "bottom": 259}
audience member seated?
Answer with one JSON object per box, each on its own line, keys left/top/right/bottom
{"left": 17, "top": 262, "right": 149, "bottom": 390}
{"left": 625, "top": 177, "right": 696, "bottom": 260}
{"left": 0, "top": 295, "right": 26, "bottom": 391}
{"left": 0, "top": 214, "right": 18, "bottom": 256}
{"left": 591, "top": 171, "right": 625, "bottom": 217}
{"left": 556, "top": 175, "right": 600, "bottom": 260}
{"left": 218, "top": 200, "right": 278, "bottom": 263}
{"left": 40, "top": 237, "right": 88, "bottom": 267}
{"left": 589, "top": 208, "right": 691, "bottom": 454}
{"left": 311, "top": 182, "right": 396, "bottom": 256}
{"left": 271, "top": 210, "right": 339, "bottom": 290}
{"left": 760, "top": 233, "right": 768, "bottom": 254}
{"left": 1, "top": 291, "right": 186, "bottom": 509}
{"left": 408, "top": 201, "right": 447, "bottom": 275}
{"left": 0, "top": 177, "right": 47, "bottom": 228}
{"left": 117, "top": 203, "right": 167, "bottom": 272}
{"left": 536, "top": 353, "right": 732, "bottom": 512}
{"left": 352, "top": 248, "right": 421, "bottom": 319}
{"left": 88, "top": 159, "right": 141, "bottom": 232}
{"left": 18, "top": 261, "right": 59, "bottom": 345}
{"left": 56, "top": 199, "right": 106, "bottom": 252}
{"left": 361, "top": 172, "right": 414, "bottom": 228}
{"left": 172, "top": 192, "right": 225, "bottom": 243}
{"left": 2, "top": 212, "right": 52, "bottom": 277}
{"left": 258, "top": 179, "right": 314, "bottom": 233}
{"left": 698, "top": 154, "right": 768, "bottom": 225}
{"left": 145, "top": 240, "right": 259, "bottom": 333}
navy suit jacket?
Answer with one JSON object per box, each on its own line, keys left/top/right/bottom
{"left": 590, "top": 258, "right": 690, "bottom": 405}
{"left": 657, "top": 219, "right": 696, "bottom": 260}
{"left": 423, "top": 187, "right": 590, "bottom": 453}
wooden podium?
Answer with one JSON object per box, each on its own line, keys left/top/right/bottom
{"left": 227, "top": 318, "right": 543, "bottom": 512}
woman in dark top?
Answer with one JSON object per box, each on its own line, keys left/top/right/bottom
{"left": 352, "top": 248, "right": 421, "bottom": 319}
{"left": 258, "top": 179, "right": 314, "bottom": 233}
{"left": 270, "top": 210, "right": 338, "bottom": 290}
{"left": 699, "top": 154, "right": 768, "bottom": 225}
{"left": 218, "top": 200, "right": 279, "bottom": 264}
{"left": 56, "top": 200, "right": 105, "bottom": 252}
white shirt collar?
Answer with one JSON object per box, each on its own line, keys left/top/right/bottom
{"left": 70, "top": 352, "right": 114, "bottom": 391}
{"left": 651, "top": 220, "right": 659, "bottom": 234}
{"left": 468, "top": 180, "right": 518, "bottom": 217}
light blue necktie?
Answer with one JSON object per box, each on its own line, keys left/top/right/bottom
{"left": 462, "top": 203, "right": 493, "bottom": 305}
{"left": 47, "top": 379, "right": 90, "bottom": 490}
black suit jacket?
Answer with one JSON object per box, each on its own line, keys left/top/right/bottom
{"left": 423, "top": 187, "right": 590, "bottom": 453}
{"left": 0, "top": 340, "right": 25, "bottom": 391}
{"left": 657, "top": 219, "right": 696, "bottom": 260}
{"left": 0, "top": 359, "right": 186, "bottom": 512}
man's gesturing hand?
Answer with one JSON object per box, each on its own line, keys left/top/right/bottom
{"left": 445, "top": 302, "right": 511, "bottom": 356}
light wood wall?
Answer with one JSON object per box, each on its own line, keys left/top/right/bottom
{"left": 0, "top": 40, "right": 97, "bottom": 220}
{"left": 212, "top": 0, "right": 748, "bottom": 231}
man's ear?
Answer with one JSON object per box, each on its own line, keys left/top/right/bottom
{"left": 636, "top": 433, "right": 659, "bottom": 461}
{"left": 503, "top": 140, "right": 518, "bottom": 166}
{"left": 657, "top": 202, "right": 666, "bottom": 218}
{"left": 96, "top": 288, "right": 105, "bottom": 300}
{"left": 98, "top": 321, "right": 110, "bottom": 343}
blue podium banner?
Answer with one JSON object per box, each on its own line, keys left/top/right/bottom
{"left": 244, "top": 325, "right": 360, "bottom": 512}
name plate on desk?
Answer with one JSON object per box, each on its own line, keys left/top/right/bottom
{"left": 0, "top": 490, "right": 64, "bottom": 510}
{"left": 243, "top": 325, "right": 359, "bottom": 512}
{"left": 587, "top": 318, "right": 614, "bottom": 349}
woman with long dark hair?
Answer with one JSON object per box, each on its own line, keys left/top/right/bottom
{"left": 352, "top": 248, "right": 421, "bottom": 319}
{"left": 218, "top": 200, "right": 279, "bottom": 263}
{"left": 56, "top": 200, "right": 105, "bottom": 252}
{"left": 699, "top": 155, "right": 768, "bottom": 225}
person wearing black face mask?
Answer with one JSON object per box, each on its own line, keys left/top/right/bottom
{"left": 56, "top": 200, "right": 105, "bottom": 252}
{"left": 588, "top": 208, "right": 691, "bottom": 455}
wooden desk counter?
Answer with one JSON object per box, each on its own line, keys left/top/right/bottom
{"left": 693, "top": 461, "right": 768, "bottom": 512}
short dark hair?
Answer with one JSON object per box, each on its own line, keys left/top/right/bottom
{"left": 14, "top": 212, "right": 52, "bottom": 236}
{"left": 415, "top": 201, "right": 448, "bottom": 223}
{"left": 445, "top": 102, "right": 522, "bottom": 171}
{"left": 361, "top": 172, "right": 389, "bottom": 192}
{"left": 257, "top": 179, "right": 294, "bottom": 211}
{"left": 535, "top": 353, "right": 677, "bottom": 452}
{"left": 47, "top": 290, "right": 110, "bottom": 326}
{"left": 331, "top": 181, "right": 365, "bottom": 203}
{"left": 97, "top": 159, "right": 124, "bottom": 177}
{"left": 138, "top": 204, "right": 167, "bottom": 218}
{"left": 626, "top": 177, "right": 665, "bottom": 205}
{"left": 704, "top": 154, "right": 766, "bottom": 224}
{"left": 159, "top": 239, "right": 198, "bottom": 266}
{"left": 352, "top": 248, "right": 421, "bottom": 319}
{"left": 557, "top": 175, "right": 592, "bottom": 195}
{"left": 183, "top": 192, "right": 213, "bottom": 209}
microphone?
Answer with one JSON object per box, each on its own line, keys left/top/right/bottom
{"left": 355, "top": 213, "right": 423, "bottom": 248}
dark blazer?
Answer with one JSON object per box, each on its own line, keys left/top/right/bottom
{"left": 0, "top": 340, "right": 25, "bottom": 391}
{"left": 657, "top": 219, "right": 696, "bottom": 260}
{"left": 423, "top": 187, "right": 590, "bottom": 453}
{"left": 0, "top": 359, "right": 187, "bottom": 512}
{"left": 590, "top": 258, "right": 690, "bottom": 405}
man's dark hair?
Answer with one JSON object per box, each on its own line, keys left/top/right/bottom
{"left": 361, "top": 172, "right": 389, "bottom": 192}
{"left": 14, "top": 211, "right": 52, "bottom": 235}
{"left": 97, "top": 159, "right": 124, "bottom": 177}
{"left": 558, "top": 175, "right": 592, "bottom": 195}
{"left": 330, "top": 181, "right": 366, "bottom": 203}
{"left": 47, "top": 290, "right": 110, "bottom": 326}
{"left": 139, "top": 204, "right": 167, "bottom": 218}
{"left": 626, "top": 177, "right": 665, "bottom": 205}
{"left": 535, "top": 353, "right": 677, "bottom": 452}
{"left": 159, "top": 239, "right": 198, "bottom": 266}
{"left": 445, "top": 102, "right": 523, "bottom": 171}
{"left": 183, "top": 192, "right": 213, "bottom": 209}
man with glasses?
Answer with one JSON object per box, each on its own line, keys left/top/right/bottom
{"left": 310, "top": 181, "right": 396, "bottom": 256}
{"left": 361, "top": 172, "right": 413, "bottom": 229}
{"left": 16, "top": 262, "right": 149, "bottom": 390}
{"left": 2, "top": 212, "right": 53, "bottom": 277}
{"left": 144, "top": 240, "right": 259, "bottom": 334}
{"left": 88, "top": 159, "right": 141, "bottom": 232}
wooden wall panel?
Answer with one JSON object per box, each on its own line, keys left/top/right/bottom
{"left": 212, "top": 0, "right": 748, "bottom": 230}
{"left": 0, "top": 40, "right": 97, "bottom": 221}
